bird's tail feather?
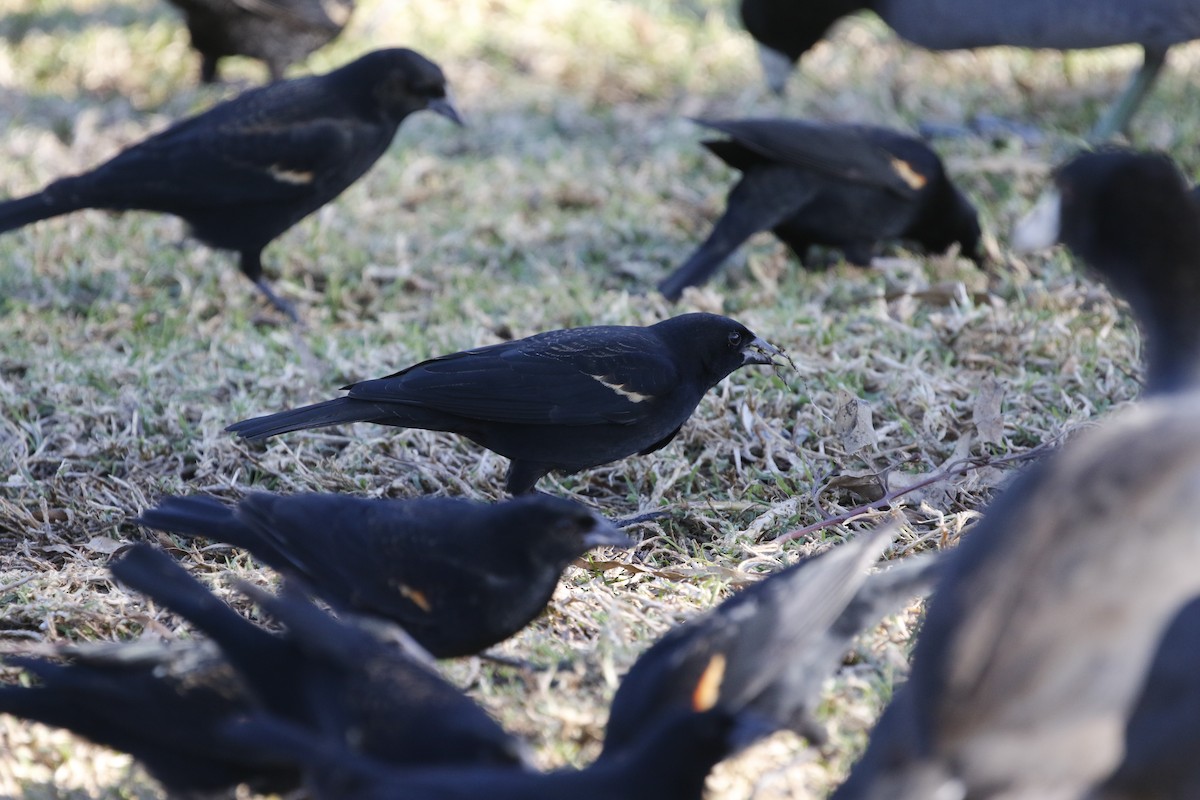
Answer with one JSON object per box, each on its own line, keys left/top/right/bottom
{"left": 658, "top": 226, "right": 750, "bottom": 301}
{"left": 0, "top": 659, "right": 91, "bottom": 725}
{"left": 658, "top": 189, "right": 778, "bottom": 300}
{"left": 225, "top": 398, "right": 379, "bottom": 441}
{"left": 110, "top": 545, "right": 274, "bottom": 660}
{"left": 136, "top": 495, "right": 244, "bottom": 543}
{"left": 0, "top": 183, "right": 87, "bottom": 234}
{"left": 658, "top": 175, "right": 810, "bottom": 300}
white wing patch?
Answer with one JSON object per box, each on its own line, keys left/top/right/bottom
{"left": 589, "top": 374, "right": 651, "bottom": 403}
{"left": 268, "top": 165, "right": 315, "bottom": 185}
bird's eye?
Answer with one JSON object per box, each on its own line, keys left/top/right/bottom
{"left": 728, "top": 332, "right": 742, "bottom": 347}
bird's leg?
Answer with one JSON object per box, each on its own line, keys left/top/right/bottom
{"left": 240, "top": 249, "right": 300, "bottom": 324}
{"left": 200, "top": 53, "right": 220, "bottom": 84}
{"left": 1090, "top": 45, "right": 1167, "bottom": 142}
{"left": 504, "top": 461, "right": 551, "bottom": 495}
{"left": 254, "top": 278, "right": 301, "bottom": 324}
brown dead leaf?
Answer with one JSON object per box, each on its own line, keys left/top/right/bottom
{"left": 823, "top": 472, "right": 887, "bottom": 504}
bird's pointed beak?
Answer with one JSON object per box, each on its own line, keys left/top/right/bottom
{"left": 428, "top": 95, "right": 465, "bottom": 127}
{"left": 743, "top": 336, "right": 795, "bottom": 370}
{"left": 1011, "top": 189, "right": 1062, "bottom": 252}
{"left": 583, "top": 516, "right": 635, "bottom": 549}
{"left": 757, "top": 45, "right": 794, "bottom": 96}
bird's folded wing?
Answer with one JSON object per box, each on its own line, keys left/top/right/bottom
{"left": 348, "top": 332, "right": 680, "bottom": 426}
{"left": 696, "top": 118, "right": 917, "bottom": 195}
{"left": 102, "top": 117, "right": 372, "bottom": 205}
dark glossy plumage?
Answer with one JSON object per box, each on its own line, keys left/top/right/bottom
{"left": 1013, "top": 150, "right": 1200, "bottom": 394}
{"left": 4, "top": 522, "right": 910, "bottom": 798}
{"left": 110, "top": 545, "right": 529, "bottom": 770}
{"left": 164, "top": 0, "right": 355, "bottom": 83}
{"left": 222, "top": 707, "right": 759, "bottom": 800}
{"left": 190, "top": 525, "right": 916, "bottom": 799}
{"left": 603, "top": 526, "right": 939, "bottom": 753}
{"left": 136, "top": 492, "right": 631, "bottom": 657}
{"left": 657, "top": 119, "right": 981, "bottom": 301}
{"left": 1, "top": 546, "right": 530, "bottom": 796}
{"left": 0, "top": 640, "right": 298, "bottom": 796}
{"left": 0, "top": 48, "right": 462, "bottom": 320}
{"left": 833, "top": 396, "right": 1200, "bottom": 799}
{"left": 740, "top": 0, "right": 1200, "bottom": 136}
{"left": 227, "top": 313, "right": 789, "bottom": 493}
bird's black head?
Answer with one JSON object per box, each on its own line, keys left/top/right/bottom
{"left": 653, "top": 313, "right": 791, "bottom": 389}
{"left": 892, "top": 149, "right": 984, "bottom": 265}
{"left": 740, "top": 0, "right": 866, "bottom": 94}
{"left": 348, "top": 48, "right": 464, "bottom": 126}
{"left": 1013, "top": 149, "right": 1200, "bottom": 393}
{"left": 501, "top": 495, "right": 632, "bottom": 567}
{"left": 914, "top": 182, "right": 985, "bottom": 265}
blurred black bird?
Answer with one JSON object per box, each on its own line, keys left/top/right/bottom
{"left": 109, "top": 545, "right": 530, "bottom": 770}
{"left": 222, "top": 706, "right": 766, "bottom": 800}
{"left": 0, "top": 48, "right": 462, "bottom": 320}
{"left": 227, "top": 313, "right": 791, "bottom": 493}
{"left": 137, "top": 492, "right": 632, "bottom": 657}
{"left": 1013, "top": 150, "right": 1200, "bottom": 394}
{"left": 0, "top": 639, "right": 299, "bottom": 797}
{"left": 164, "top": 0, "right": 355, "bottom": 83}
{"left": 833, "top": 395, "right": 1200, "bottom": 798}
{"left": 1092, "top": 595, "right": 1200, "bottom": 800}
{"left": 740, "top": 0, "right": 1200, "bottom": 138}
{"left": 833, "top": 145, "right": 1200, "bottom": 800}
{"left": 657, "top": 119, "right": 981, "bottom": 301}
{"left": 197, "top": 524, "right": 913, "bottom": 799}
{"left": 603, "top": 524, "right": 939, "bottom": 753}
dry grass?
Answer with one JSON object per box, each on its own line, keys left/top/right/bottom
{"left": 1, "top": 0, "right": 1196, "bottom": 796}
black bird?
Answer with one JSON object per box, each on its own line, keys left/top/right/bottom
{"left": 0, "top": 48, "right": 462, "bottom": 320}
{"left": 196, "top": 525, "right": 915, "bottom": 799}
{"left": 226, "top": 313, "right": 791, "bottom": 493}
{"left": 1093, "top": 595, "right": 1200, "bottom": 800}
{"left": 603, "top": 525, "right": 939, "bottom": 753}
{"left": 222, "top": 706, "right": 767, "bottom": 800}
{"left": 740, "top": 0, "right": 1200, "bottom": 138}
{"left": 657, "top": 119, "right": 981, "bottom": 301}
{"left": 1013, "top": 150, "right": 1200, "bottom": 394}
{"left": 109, "top": 545, "right": 530, "bottom": 770}
{"left": 164, "top": 0, "right": 356, "bottom": 83}
{"left": 833, "top": 145, "right": 1200, "bottom": 800}
{"left": 136, "top": 492, "right": 632, "bottom": 657}
{"left": 0, "top": 640, "right": 299, "bottom": 797}
{"left": 833, "top": 395, "right": 1200, "bottom": 798}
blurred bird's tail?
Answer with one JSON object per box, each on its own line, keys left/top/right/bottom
{"left": 658, "top": 230, "right": 747, "bottom": 301}
{"left": 658, "top": 183, "right": 785, "bottom": 301}
{"left": 0, "top": 658, "right": 90, "bottom": 725}
{"left": 110, "top": 544, "right": 275, "bottom": 661}
{"left": 225, "top": 398, "right": 382, "bottom": 441}
{"left": 136, "top": 495, "right": 260, "bottom": 550}
{"left": 0, "top": 181, "right": 89, "bottom": 234}
{"left": 658, "top": 171, "right": 812, "bottom": 301}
